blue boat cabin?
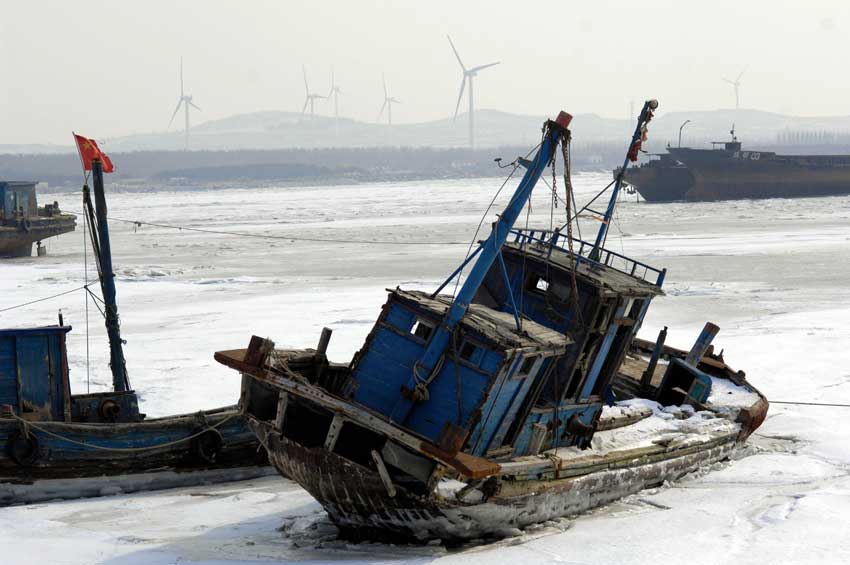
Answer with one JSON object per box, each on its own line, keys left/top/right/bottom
{"left": 0, "top": 326, "right": 70, "bottom": 422}
{"left": 342, "top": 227, "right": 665, "bottom": 459}
{"left": 0, "top": 326, "right": 140, "bottom": 424}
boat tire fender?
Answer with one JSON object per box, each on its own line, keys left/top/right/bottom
{"left": 98, "top": 399, "right": 121, "bottom": 421}
{"left": 192, "top": 428, "right": 223, "bottom": 464}
{"left": 8, "top": 430, "right": 39, "bottom": 466}
{"left": 20, "top": 218, "right": 32, "bottom": 232}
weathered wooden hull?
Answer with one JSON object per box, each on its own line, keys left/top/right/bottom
{"left": 252, "top": 416, "right": 738, "bottom": 542}
{"left": 0, "top": 406, "right": 269, "bottom": 505}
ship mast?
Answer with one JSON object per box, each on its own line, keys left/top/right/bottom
{"left": 590, "top": 99, "right": 658, "bottom": 260}
{"left": 84, "top": 159, "right": 131, "bottom": 392}
{"left": 390, "top": 112, "right": 572, "bottom": 422}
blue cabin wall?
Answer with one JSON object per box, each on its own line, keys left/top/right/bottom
{"left": 0, "top": 327, "right": 70, "bottom": 421}
{"left": 349, "top": 298, "right": 510, "bottom": 444}
{"left": 0, "top": 337, "right": 18, "bottom": 408}
{"left": 471, "top": 246, "right": 662, "bottom": 450}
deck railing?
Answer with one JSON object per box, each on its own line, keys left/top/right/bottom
{"left": 508, "top": 228, "right": 666, "bottom": 287}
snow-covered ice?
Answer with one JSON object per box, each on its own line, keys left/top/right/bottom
{"left": 2, "top": 173, "right": 849, "bottom": 563}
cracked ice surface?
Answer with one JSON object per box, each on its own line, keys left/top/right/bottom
{"left": 1, "top": 173, "right": 849, "bottom": 563}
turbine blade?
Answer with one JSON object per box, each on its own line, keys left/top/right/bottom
{"left": 469, "top": 61, "right": 500, "bottom": 73}
{"left": 722, "top": 78, "right": 734, "bottom": 84}
{"left": 377, "top": 100, "right": 387, "bottom": 122}
{"left": 188, "top": 100, "right": 201, "bottom": 111}
{"left": 328, "top": 70, "right": 334, "bottom": 97}
{"left": 168, "top": 99, "right": 183, "bottom": 128}
{"left": 453, "top": 76, "right": 467, "bottom": 120}
{"left": 447, "top": 35, "right": 466, "bottom": 71}
{"left": 179, "top": 56, "right": 184, "bottom": 97}
{"left": 301, "top": 98, "right": 310, "bottom": 114}
{"left": 303, "top": 65, "right": 309, "bottom": 95}
{"left": 737, "top": 69, "right": 745, "bottom": 82}
{"left": 383, "top": 73, "right": 388, "bottom": 98}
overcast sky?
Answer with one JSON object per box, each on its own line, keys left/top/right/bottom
{"left": 1, "top": 0, "right": 848, "bottom": 145}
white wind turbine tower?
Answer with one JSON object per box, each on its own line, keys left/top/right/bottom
{"left": 168, "top": 57, "right": 201, "bottom": 150}
{"left": 301, "top": 66, "right": 327, "bottom": 120}
{"left": 328, "top": 70, "right": 342, "bottom": 135}
{"left": 377, "top": 74, "right": 400, "bottom": 125}
{"left": 723, "top": 69, "right": 745, "bottom": 110}
{"left": 448, "top": 35, "right": 499, "bottom": 148}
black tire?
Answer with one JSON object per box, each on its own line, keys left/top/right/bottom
{"left": 8, "top": 430, "right": 39, "bottom": 466}
{"left": 191, "top": 428, "right": 223, "bottom": 464}
{"left": 20, "top": 218, "right": 32, "bottom": 232}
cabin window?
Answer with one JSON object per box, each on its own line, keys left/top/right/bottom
{"left": 526, "top": 273, "right": 571, "bottom": 303}
{"left": 517, "top": 355, "right": 538, "bottom": 377}
{"left": 411, "top": 319, "right": 434, "bottom": 342}
{"left": 456, "top": 339, "right": 484, "bottom": 366}
{"left": 527, "top": 275, "right": 550, "bottom": 293}
{"left": 459, "top": 341, "right": 477, "bottom": 361}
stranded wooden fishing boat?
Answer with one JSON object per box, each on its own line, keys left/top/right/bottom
{"left": 0, "top": 158, "right": 268, "bottom": 506}
{"left": 216, "top": 103, "right": 768, "bottom": 542}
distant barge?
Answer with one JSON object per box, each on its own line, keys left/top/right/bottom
{"left": 0, "top": 181, "right": 76, "bottom": 257}
{"left": 620, "top": 135, "right": 850, "bottom": 202}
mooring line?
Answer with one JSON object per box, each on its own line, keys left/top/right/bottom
{"left": 108, "top": 216, "right": 470, "bottom": 246}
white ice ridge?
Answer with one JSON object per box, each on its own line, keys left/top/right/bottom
{"left": 551, "top": 400, "right": 740, "bottom": 459}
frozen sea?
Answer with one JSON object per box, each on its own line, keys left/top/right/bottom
{"left": 1, "top": 172, "right": 849, "bottom": 564}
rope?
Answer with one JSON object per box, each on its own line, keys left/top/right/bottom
{"left": 108, "top": 217, "right": 470, "bottom": 246}
{"left": 84, "top": 206, "right": 91, "bottom": 393}
{"left": 451, "top": 161, "right": 523, "bottom": 299}
{"left": 11, "top": 411, "right": 238, "bottom": 453}
{"left": 561, "top": 136, "right": 585, "bottom": 332}
{"left": 0, "top": 285, "right": 93, "bottom": 314}
{"left": 769, "top": 401, "right": 850, "bottom": 408}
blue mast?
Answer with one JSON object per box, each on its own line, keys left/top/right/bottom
{"left": 390, "top": 113, "right": 572, "bottom": 422}
{"left": 589, "top": 99, "right": 658, "bottom": 261}
{"left": 89, "top": 159, "right": 131, "bottom": 392}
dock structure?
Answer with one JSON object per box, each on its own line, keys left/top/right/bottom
{"left": 0, "top": 181, "right": 76, "bottom": 258}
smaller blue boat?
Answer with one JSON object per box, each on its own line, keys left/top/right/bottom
{"left": 0, "top": 160, "right": 267, "bottom": 506}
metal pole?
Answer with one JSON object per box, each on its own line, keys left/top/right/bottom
{"left": 91, "top": 159, "right": 131, "bottom": 392}
{"left": 678, "top": 119, "right": 691, "bottom": 148}
{"left": 469, "top": 75, "right": 475, "bottom": 149}
{"left": 390, "top": 113, "right": 571, "bottom": 422}
{"left": 589, "top": 99, "right": 658, "bottom": 261}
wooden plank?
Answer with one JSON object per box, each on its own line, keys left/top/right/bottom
{"left": 274, "top": 392, "right": 288, "bottom": 432}
{"left": 228, "top": 358, "right": 503, "bottom": 480}
{"left": 324, "top": 414, "right": 345, "bottom": 451}
{"left": 370, "top": 449, "right": 397, "bottom": 498}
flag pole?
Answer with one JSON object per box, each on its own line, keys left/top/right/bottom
{"left": 90, "top": 158, "right": 131, "bottom": 392}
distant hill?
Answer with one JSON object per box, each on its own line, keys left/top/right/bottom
{"left": 5, "top": 107, "right": 850, "bottom": 188}
{"left": 7, "top": 108, "right": 850, "bottom": 156}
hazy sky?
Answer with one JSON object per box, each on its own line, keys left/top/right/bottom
{"left": 1, "top": 0, "right": 848, "bottom": 145}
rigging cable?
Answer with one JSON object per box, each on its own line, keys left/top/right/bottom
{"left": 450, "top": 139, "right": 543, "bottom": 299}
{"left": 108, "top": 216, "right": 471, "bottom": 246}
{"left": 0, "top": 285, "right": 92, "bottom": 314}
{"left": 83, "top": 209, "right": 91, "bottom": 393}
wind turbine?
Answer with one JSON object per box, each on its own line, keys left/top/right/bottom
{"left": 377, "top": 74, "right": 400, "bottom": 125}
{"left": 328, "top": 70, "right": 342, "bottom": 135}
{"left": 168, "top": 56, "right": 201, "bottom": 150}
{"left": 448, "top": 35, "right": 499, "bottom": 148}
{"left": 723, "top": 69, "right": 745, "bottom": 110}
{"left": 301, "top": 66, "right": 327, "bottom": 120}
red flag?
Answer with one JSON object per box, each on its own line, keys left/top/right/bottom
{"left": 73, "top": 133, "right": 114, "bottom": 173}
